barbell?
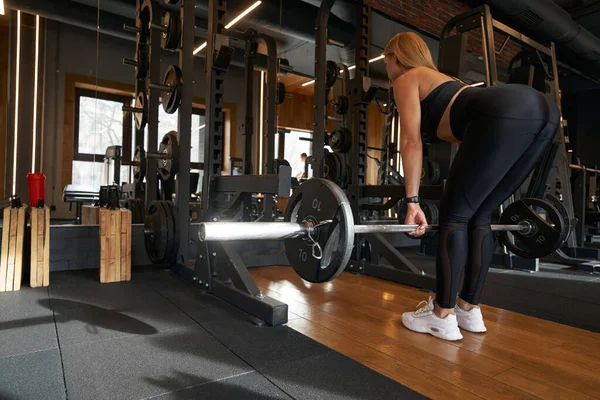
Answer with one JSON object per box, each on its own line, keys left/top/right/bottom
{"left": 199, "top": 179, "right": 569, "bottom": 283}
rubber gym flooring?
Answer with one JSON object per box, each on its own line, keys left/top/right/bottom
{"left": 0, "top": 268, "right": 424, "bottom": 400}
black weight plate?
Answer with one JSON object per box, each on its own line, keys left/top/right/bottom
{"left": 133, "top": 146, "right": 147, "bottom": 183}
{"left": 333, "top": 96, "right": 349, "bottom": 115}
{"left": 162, "top": 65, "right": 183, "bottom": 114}
{"left": 284, "top": 179, "right": 354, "bottom": 283}
{"left": 325, "top": 60, "right": 339, "bottom": 89}
{"left": 137, "top": 199, "right": 146, "bottom": 224}
{"left": 134, "top": 91, "right": 148, "bottom": 131}
{"left": 161, "top": 201, "right": 178, "bottom": 264}
{"left": 144, "top": 201, "right": 168, "bottom": 264}
{"left": 136, "top": 48, "right": 149, "bottom": 80}
{"left": 544, "top": 194, "right": 572, "bottom": 245}
{"left": 427, "top": 159, "right": 441, "bottom": 185}
{"left": 158, "top": 131, "right": 180, "bottom": 181}
{"left": 139, "top": 0, "right": 153, "bottom": 38}
{"left": 161, "top": 12, "right": 181, "bottom": 51}
{"left": 277, "top": 82, "right": 286, "bottom": 105}
{"left": 278, "top": 58, "right": 290, "bottom": 75}
{"left": 499, "top": 198, "right": 566, "bottom": 259}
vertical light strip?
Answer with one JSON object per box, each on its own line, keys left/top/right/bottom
{"left": 12, "top": 11, "right": 21, "bottom": 194}
{"left": 258, "top": 71, "right": 265, "bottom": 174}
{"left": 0, "top": 0, "right": 5, "bottom": 15}
{"left": 31, "top": 15, "right": 40, "bottom": 173}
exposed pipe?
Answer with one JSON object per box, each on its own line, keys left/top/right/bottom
{"left": 485, "top": 0, "right": 600, "bottom": 66}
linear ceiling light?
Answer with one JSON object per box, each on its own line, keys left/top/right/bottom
{"left": 302, "top": 54, "right": 385, "bottom": 86}
{"left": 12, "top": 11, "right": 21, "bottom": 194}
{"left": 193, "top": 1, "right": 262, "bottom": 55}
{"left": 31, "top": 15, "right": 40, "bottom": 173}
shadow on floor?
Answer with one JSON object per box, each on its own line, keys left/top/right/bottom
{"left": 0, "top": 299, "right": 158, "bottom": 336}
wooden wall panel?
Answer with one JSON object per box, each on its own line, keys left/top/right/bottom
{"left": 367, "top": 104, "right": 387, "bottom": 185}
{"left": 277, "top": 94, "right": 314, "bottom": 132}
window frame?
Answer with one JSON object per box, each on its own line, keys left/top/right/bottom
{"left": 73, "top": 88, "right": 133, "bottom": 163}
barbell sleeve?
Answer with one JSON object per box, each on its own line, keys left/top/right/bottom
{"left": 199, "top": 222, "right": 308, "bottom": 241}
{"left": 198, "top": 221, "right": 533, "bottom": 242}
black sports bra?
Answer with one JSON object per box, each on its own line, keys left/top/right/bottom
{"left": 420, "top": 80, "right": 465, "bottom": 142}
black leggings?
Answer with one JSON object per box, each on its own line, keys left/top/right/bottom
{"left": 435, "top": 84, "right": 560, "bottom": 309}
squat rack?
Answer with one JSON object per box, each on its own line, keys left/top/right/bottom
{"left": 439, "top": 4, "right": 599, "bottom": 272}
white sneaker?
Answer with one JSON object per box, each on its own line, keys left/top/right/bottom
{"left": 401, "top": 297, "right": 463, "bottom": 341}
{"left": 455, "top": 304, "right": 487, "bottom": 333}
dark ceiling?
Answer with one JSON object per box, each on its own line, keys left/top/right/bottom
{"left": 5, "top": 0, "right": 600, "bottom": 92}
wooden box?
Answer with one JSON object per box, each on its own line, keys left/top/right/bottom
{"left": 99, "top": 208, "right": 132, "bottom": 283}
{"left": 82, "top": 205, "right": 100, "bottom": 225}
{"left": 30, "top": 206, "right": 50, "bottom": 288}
{"left": 0, "top": 206, "right": 27, "bottom": 292}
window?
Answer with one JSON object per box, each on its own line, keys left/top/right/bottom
{"left": 73, "top": 88, "right": 205, "bottom": 189}
{"left": 73, "top": 89, "right": 132, "bottom": 187}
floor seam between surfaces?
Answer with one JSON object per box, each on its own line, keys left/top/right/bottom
{"left": 140, "top": 371, "right": 256, "bottom": 400}
{"left": 148, "top": 283, "right": 299, "bottom": 400}
{"left": 0, "top": 346, "right": 60, "bottom": 361}
{"left": 485, "top": 280, "right": 600, "bottom": 306}
{"left": 48, "top": 290, "right": 70, "bottom": 400}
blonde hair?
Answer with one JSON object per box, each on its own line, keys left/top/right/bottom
{"left": 383, "top": 32, "right": 438, "bottom": 71}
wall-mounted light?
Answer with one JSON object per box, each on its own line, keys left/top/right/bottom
{"left": 0, "top": 0, "right": 5, "bottom": 15}
{"left": 258, "top": 71, "right": 265, "bottom": 174}
{"left": 193, "top": 1, "right": 263, "bottom": 55}
{"left": 12, "top": 11, "right": 21, "bottom": 194}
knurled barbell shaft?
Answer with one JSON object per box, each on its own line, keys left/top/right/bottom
{"left": 198, "top": 222, "right": 532, "bottom": 242}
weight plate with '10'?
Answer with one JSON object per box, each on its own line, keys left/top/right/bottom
{"left": 284, "top": 179, "right": 355, "bottom": 283}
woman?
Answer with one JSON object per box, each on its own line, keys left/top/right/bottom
{"left": 383, "top": 32, "right": 559, "bottom": 341}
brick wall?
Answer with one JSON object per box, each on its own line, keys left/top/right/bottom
{"left": 370, "top": 0, "right": 521, "bottom": 66}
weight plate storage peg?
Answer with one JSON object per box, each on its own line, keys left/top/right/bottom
{"left": 284, "top": 179, "right": 355, "bottom": 283}
{"left": 144, "top": 200, "right": 179, "bottom": 264}
{"left": 161, "top": 12, "right": 181, "bottom": 51}
{"left": 158, "top": 131, "right": 180, "bottom": 181}
{"left": 499, "top": 198, "right": 567, "bottom": 259}
{"left": 162, "top": 65, "right": 183, "bottom": 114}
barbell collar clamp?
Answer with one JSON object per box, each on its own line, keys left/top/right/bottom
{"left": 122, "top": 105, "right": 144, "bottom": 113}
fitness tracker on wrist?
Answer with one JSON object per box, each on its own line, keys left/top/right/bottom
{"left": 403, "top": 196, "right": 420, "bottom": 204}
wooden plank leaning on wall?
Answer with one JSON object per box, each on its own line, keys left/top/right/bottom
{"left": 278, "top": 92, "right": 386, "bottom": 185}
{"left": 61, "top": 74, "right": 238, "bottom": 188}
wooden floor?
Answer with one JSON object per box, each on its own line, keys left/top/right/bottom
{"left": 250, "top": 266, "right": 600, "bottom": 400}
